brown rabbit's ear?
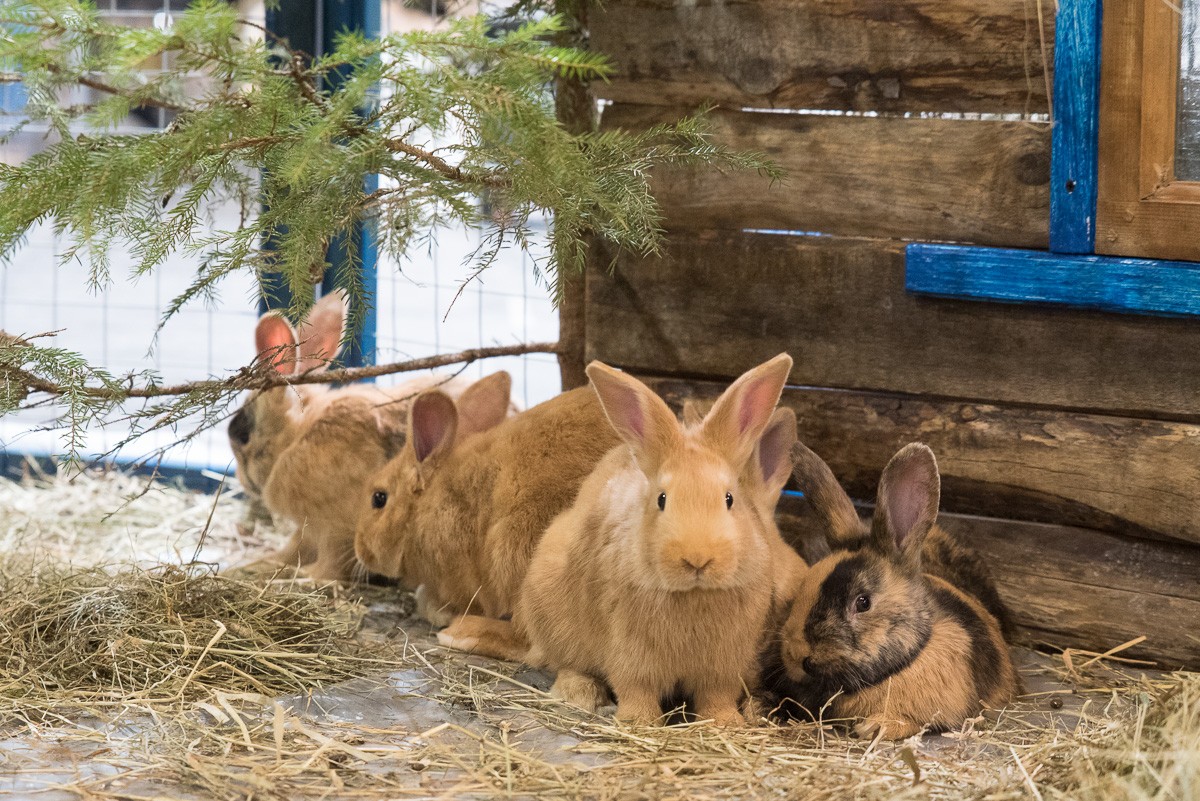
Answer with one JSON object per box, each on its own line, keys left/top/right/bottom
{"left": 701, "top": 353, "right": 793, "bottom": 468}
{"left": 456, "top": 371, "right": 512, "bottom": 438}
{"left": 255, "top": 311, "right": 300, "bottom": 375}
{"left": 586, "top": 361, "right": 681, "bottom": 470}
{"left": 409, "top": 391, "right": 458, "bottom": 464}
{"left": 791, "top": 441, "right": 863, "bottom": 548}
{"left": 871, "top": 443, "right": 940, "bottom": 569}
{"left": 294, "top": 289, "right": 348, "bottom": 374}
{"left": 754, "top": 407, "right": 798, "bottom": 494}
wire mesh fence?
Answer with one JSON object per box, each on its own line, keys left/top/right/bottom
{"left": 0, "top": 0, "right": 561, "bottom": 476}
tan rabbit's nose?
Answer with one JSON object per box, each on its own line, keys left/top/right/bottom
{"left": 681, "top": 555, "right": 714, "bottom": 575}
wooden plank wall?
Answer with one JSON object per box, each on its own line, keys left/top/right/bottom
{"left": 583, "top": 0, "right": 1200, "bottom": 668}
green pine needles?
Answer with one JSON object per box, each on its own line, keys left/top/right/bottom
{"left": 0, "top": 0, "right": 781, "bottom": 464}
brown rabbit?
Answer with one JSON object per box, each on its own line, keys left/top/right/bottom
{"left": 501, "top": 354, "right": 796, "bottom": 726}
{"left": 228, "top": 290, "right": 493, "bottom": 581}
{"left": 354, "top": 383, "right": 621, "bottom": 625}
{"left": 767, "top": 442, "right": 1021, "bottom": 739}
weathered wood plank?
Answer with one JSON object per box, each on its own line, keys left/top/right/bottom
{"left": 602, "top": 104, "right": 1051, "bottom": 247}
{"left": 906, "top": 243, "right": 1200, "bottom": 318}
{"left": 648, "top": 376, "right": 1200, "bottom": 545}
{"left": 777, "top": 502, "right": 1200, "bottom": 669}
{"left": 585, "top": 230, "right": 1200, "bottom": 418}
{"left": 589, "top": 0, "right": 1054, "bottom": 115}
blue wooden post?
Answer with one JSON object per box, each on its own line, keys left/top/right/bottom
{"left": 319, "top": 0, "right": 381, "bottom": 370}
{"left": 262, "top": 0, "right": 381, "bottom": 372}
{"left": 1049, "top": 0, "right": 1104, "bottom": 254}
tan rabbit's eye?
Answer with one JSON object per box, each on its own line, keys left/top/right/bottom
{"left": 657, "top": 492, "right": 666, "bottom": 511}
{"left": 371, "top": 490, "right": 388, "bottom": 510}
{"left": 854, "top": 594, "right": 871, "bottom": 614}
{"left": 725, "top": 492, "right": 733, "bottom": 510}
{"left": 229, "top": 408, "right": 251, "bottom": 446}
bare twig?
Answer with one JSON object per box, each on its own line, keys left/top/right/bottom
{"left": 382, "top": 138, "right": 509, "bottom": 188}
{"left": 5, "top": 341, "right": 559, "bottom": 403}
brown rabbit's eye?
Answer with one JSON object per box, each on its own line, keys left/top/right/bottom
{"left": 854, "top": 594, "right": 871, "bottom": 613}
{"left": 371, "top": 490, "right": 388, "bottom": 510}
{"left": 657, "top": 492, "right": 666, "bottom": 511}
{"left": 725, "top": 492, "right": 733, "bottom": 510}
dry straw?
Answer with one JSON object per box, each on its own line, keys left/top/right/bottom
{"left": 0, "top": 562, "right": 379, "bottom": 721}
{"left": 0, "top": 466, "right": 1196, "bottom": 800}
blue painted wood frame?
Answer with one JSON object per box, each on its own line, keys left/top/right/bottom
{"left": 907, "top": 244, "right": 1200, "bottom": 318}
{"left": 262, "top": 0, "right": 381, "bottom": 370}
{"left": 1049, "top": 0, "right": 1104, "bottom": 254}
{"left": 905, "top": 0, "right": 1200, "bottom": 317}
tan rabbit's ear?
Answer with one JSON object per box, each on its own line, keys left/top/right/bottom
{"left": 294, "top": 289, "right": 348, "bottom": 374}
{"left": 701, "top": 353, "right": 793, "bottom": 468}
{"left": 586, "top": 361, "right": 681, "bottom": 470}
{"left": 681, "top": 399, "right": 707, "bottom": 428}
{"left": 456, "top": 371, "right": 512, "bottom": 438}
{"left": 255, "top": 311, "right": 300, "bottom": 375}
{"left": 871, "top": 443, "right": 940, "bottom": 570}
{"left": 754, "top": 407, "right": 798, "bottom": 495}
{"left": 791, "top": 441, "right": 863, "bottom": 549}
{"left": 409, "top": 390, "right": 458, "bottom": 464}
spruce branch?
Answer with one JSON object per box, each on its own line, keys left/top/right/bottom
{"left": 0, "top": 0, "right": 783, "bottom": 461}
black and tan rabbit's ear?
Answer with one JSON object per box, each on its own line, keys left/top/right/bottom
{"left": 791, "top": 441, "right": 863, "bottom": 549}
{"left": 871, "top": 443, "right": 940, "bottom": 570}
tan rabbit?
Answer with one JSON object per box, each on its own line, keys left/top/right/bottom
{"left": 436, "top": 401, "right": 808, "bottom": 672}
{"left": 354, "top": 383, "right": 621, "bottom": 624}
{"left": 497, "top": 354, "right": 796, "bottom": 726}
{"left": 228, "top": 290, "right": 492, "bottom": 581}
{"left": 766, "top": 442, "right": 1021, "bottom": 739}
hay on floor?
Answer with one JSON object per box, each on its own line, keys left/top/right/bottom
{"left": 0, "top": 465, "right": 1196, "bottom": 801}
{"left": 0, "top": 562, "right": 377, "bottom": 722}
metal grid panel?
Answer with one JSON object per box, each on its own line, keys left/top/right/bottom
{"left": 0, "top": 0, "right": 561, "bottom": 473}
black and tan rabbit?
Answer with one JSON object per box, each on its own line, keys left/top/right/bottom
{"left": 767, "top": 442, "right": 1021, "bottom": 739}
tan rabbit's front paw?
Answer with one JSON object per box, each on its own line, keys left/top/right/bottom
{"left": 415, "top": 585, "right": 455, "bottom": 628}
{"left": 552, "top": 670, "right": 610, "bottom": 713}
{"left": 693, "top": 689, "right": 747, "bottom": 727}
{"left": 854, "top": 715, "right": 922, "bottom": 741}
{"left": 437, "top": 616, "right": 528, "bottom": 662}
{"left": 612, "top": 684, "right": 664, "bottom": 725}
{"left": 702, "top": 705, "right": 747, "bottom": 727}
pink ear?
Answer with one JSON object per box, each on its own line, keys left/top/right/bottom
{"left": 294, "top": 289, "right": 349, "bottom": 374}
{"left": 874, "top": 443, "right": 940, "bottom": 563}
{"left": 456, "top": 371, "right": 513, "bottom": 438}
{"left": 255, "top": 312, "right": 299, "bottom": 375}
{"left": 410, "top": 391, "right": 458, "bottom": 464}
{"left": 702, "top": 353, "right": 793, "bottom": 465}
{"left": 586, "top": 361, "right": 680, "bottom": 464}
{"left": 755, "top": 407, "right": 797, "bottom": 491}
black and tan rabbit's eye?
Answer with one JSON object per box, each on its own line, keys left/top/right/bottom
{"left": 854, "top": 594, "right": 871, "bottom": 613}
{"left": 371, "top": 490, "right": 388, "bottom": 510}
{"left": 657, "top": 492, "right": 667, "bottom": 511}
{"left": 725, "top": 492, "right": 734, "bottom": 510}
